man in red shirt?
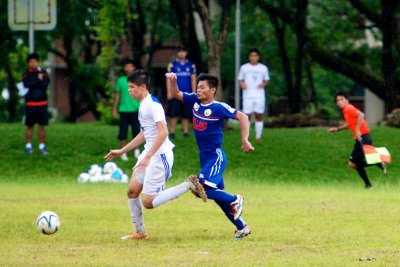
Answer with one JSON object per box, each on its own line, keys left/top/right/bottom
{"left": 328, "top": 92, "right": 383, "bottom": 188}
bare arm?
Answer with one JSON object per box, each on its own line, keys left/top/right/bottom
{"left": 355, "top": 110, "right": 365, "bottom": 140}
{"left": 259, "top": 80, "right": 270, "bottom": 88}
{"left": 239, "top": 80, "right": 247, "bottom": 90}
{"left": 191, "top": 74, "right": 197, "bottom": 92}
{"left": 165, "top": 72, "right": 184, "bottom": 102}
{"left": 104, "top": 132, "right": 145, "bottom": 161}
{"left": 234, "top": 111, "right": 254, "bottom": 152}
{"left": 113, "top": 92, "right": 121, "bottom": 118}
{"left": 328, "top": 123, "right": 349, "bottom": 133}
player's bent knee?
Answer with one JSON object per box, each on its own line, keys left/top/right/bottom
{"left": 127, "top": 190, "right": 140, "bottom": 199}
{"left": 141, "top": 195, "right": 155, "bottom": 209}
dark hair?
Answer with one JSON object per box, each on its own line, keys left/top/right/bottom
{"left": 121, "top": 58, "right": 139, "bottom": 68}
{"left": 127, "top": 69, "right": 150, "bottom": 89}
{"left": 248, "top": 48, "right": 261, "bottom": 57}
{"left": 26, "top": 53, "right": 39, "bottom": 62}
{"left": 197, "top": 73, "right": 218, "bottom": 94}
{"left": 334, "top": 91, "right": 349, "bottom": 102}
{"left": 177, "top": 44, "right": 189, "bottom": 52}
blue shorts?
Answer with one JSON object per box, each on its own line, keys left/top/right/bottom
{"left": 197, "top": 148, "right": 227, "bottom": 190}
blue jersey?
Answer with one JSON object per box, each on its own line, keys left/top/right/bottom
{"left": 167, "top": 59, "right": 196, "bottom": 93}
{"left": 183, "top": 93, "right": 237, "bottom": 164}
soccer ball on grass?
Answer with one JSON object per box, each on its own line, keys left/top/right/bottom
{"left": 36, "top": 211, "right": 61, "bottom": 235}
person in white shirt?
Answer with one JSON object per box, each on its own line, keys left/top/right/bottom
{"left": 105, "top": 70, "right": 205, "bottom": 240}
{"left": 238, "top": 48, "right": 270, "bottom": 142}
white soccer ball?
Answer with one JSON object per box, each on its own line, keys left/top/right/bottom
{"left": 88, "top": 164, "right": 102, "bottom": 176}
{"left": 103, "top": 162, "right": 118, "bottom": 174}
{"left": 36, "top": 211, "right": 60, "bottom": 235}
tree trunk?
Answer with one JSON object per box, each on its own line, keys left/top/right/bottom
{"left": 170, "top": 0, "right": 203, "bottom": 72}
{"left": 127, "top": 0, "right": 146, "bottom": 65}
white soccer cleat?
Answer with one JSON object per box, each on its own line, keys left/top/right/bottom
{"left": 231, "top": 195, "right": 244, "bottom": 220}
{"left": 234, "top": 224, "right": 251, "bottom": 239}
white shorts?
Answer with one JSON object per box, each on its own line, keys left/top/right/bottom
{"left": 134, "top": 150, "right": 174, "bottom": 195}
{"left": 242, "top": 97, "right": 265, "bottom": 115}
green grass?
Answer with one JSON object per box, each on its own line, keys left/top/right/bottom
{"left": 0, "top": 123, "right": 399, "bottom": 266}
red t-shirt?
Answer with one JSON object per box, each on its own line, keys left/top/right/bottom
{"left": 342, "top": 103, "right": 369, "bottom": 139}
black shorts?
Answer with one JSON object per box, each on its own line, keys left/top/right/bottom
{"left": 349, "top": 134, "right": 372, "bottom": 165}
{"left": 118, "top": 112, "right": 140, "bottom": 140}
{"left": 166, "top": 99, "right": 192, "bottom": 119}
{"left": 25, "top": 105, "right": 48, "bottom": 126}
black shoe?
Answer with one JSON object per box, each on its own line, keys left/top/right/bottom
{"left": 169, "top": 133, "right": 175, "bottom": 139}
{"left": 183, "top": 133, "right": 189, "bottom": 138}
{"left": 365, "top": 184, "right": 373, "bottom": 189}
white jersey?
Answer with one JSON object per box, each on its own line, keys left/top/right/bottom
{"left": 139, "top": 94, "right": 174, "bottom": 154}
{"left": 237, "top": 63, "right": 270, "bottom": 99}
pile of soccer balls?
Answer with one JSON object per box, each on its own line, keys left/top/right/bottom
{"left": 77, "top": 162, "right": 129, "bottom": 183}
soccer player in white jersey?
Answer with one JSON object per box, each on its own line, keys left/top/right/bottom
{"left": 238, "top": 48, "right": 270, "bottom": 142}
{"left": 166, "top": 72, "right": 254, "bottom": 239}
{"left": 105, "top": 70, "right": 205, "bottom": 240}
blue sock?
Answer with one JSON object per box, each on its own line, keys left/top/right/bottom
{"left": 214, "top": 199, "right": 246, "bottom": 230}
{"left": 204, "top": 186, "right": 236, "bottom": 203}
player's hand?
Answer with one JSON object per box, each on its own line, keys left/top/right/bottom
{"left": 135, "top": 155, "right": 150, "bottom": 173}
{"left": 241, "top": 84, "right": 247, "bottom": 90}
{"left": 104, "top": 149, "right": 124, "bottom": 161}
{"left": 165, "top": 72, "right": 177, "bottom": 81}
{"left": 258, "top": 84, "right": 264, "bottom": 88}
{"left": 355, "top": 130, "right": 362, "bottom": 141}
{"left": 112, "top": 109, "right": 118, "bottom": 119}
{"left": 328, "top": 127, "right": 338, "bottom": 133}
{"left": 242, "top": 140, "right": 254, "bottom": 153}
{"left": 38, "top": 73, "right": 43, "bottom": 80}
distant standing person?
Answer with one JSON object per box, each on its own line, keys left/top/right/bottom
{"left": 166, "top": 46, "right": 196, "bottom": 139}
{"left": 238, "top": 48, "right": 270, "bottom": 142}
{"left": 22, "top": 53, "right": 50, "bottom": 155}
{"left": 113, "top": 59, "right": 141, "bottom": 161}
{"left": 328, "top": 92, "right": 385, "bottom": 189}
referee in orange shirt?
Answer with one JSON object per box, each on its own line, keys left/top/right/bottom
{"left": 328, "top": 92, "right": 384, "bottom": 189}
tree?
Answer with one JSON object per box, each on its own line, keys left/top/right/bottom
{"left": 193, "top": 0, "right": 233, "bottom": 100}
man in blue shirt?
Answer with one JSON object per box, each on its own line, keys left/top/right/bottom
{"left": 166, "top": 46, "right": 196, "bottom": 139}
{"left": 166, "top": 72, "right": 254, "bottom": 239}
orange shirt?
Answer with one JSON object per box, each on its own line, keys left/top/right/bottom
{"left": 342, "top": 103, "right": 369, "bottom": 139}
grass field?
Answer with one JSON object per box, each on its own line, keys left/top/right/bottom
{"left": 0, "top": 123, "right": 399, "bottom": 266}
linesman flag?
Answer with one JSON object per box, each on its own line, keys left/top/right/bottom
{"left": 363, "top": 145, "right": 392, "bottom": 165}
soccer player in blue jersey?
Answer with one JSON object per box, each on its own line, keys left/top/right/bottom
{"left": 166, "top": 72, "right": 254, "bottom": 239}
{"left": 166, "top": 46, "right": 197, "bottom": 139}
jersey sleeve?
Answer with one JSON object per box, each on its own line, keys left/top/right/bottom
{"left": 151, "top": 102, "right": 167, "bottom": 123}
{"left": 237, "top": 65, "right": 244, "bottom": 80}
{"left": 167, "top": 62, "right": 173, "bottom": 72}
{"left": 264, "top": 66, "right": 270, "bottom": 81}
{"left": 183, "top": 92, "right": 197, "bottom": 108}
{"left": 218, "top": 102, "right": 238, "bottom": 120}
{"left": 191, "top": 63, "right": 197, "bottom": 75}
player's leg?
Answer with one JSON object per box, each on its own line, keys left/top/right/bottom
{"left": 37, "top": 106, "right": 49, "bottom": 155}
{"left": 350, "top": 140, "right": 372, "bottom": 188}
{"left": 242, "top": 98, "right": 253, "bottom": 122}
{"left": 254, "top": 98, "right": 265, "bottom": 142}
{"left": 24, "top": 106, "right": 35, "bottom": 154}
{"left": 167, "top": 99, "right": 180, "bottom": 139}
{"left": 118, "top": 112, "right": 129, "bottom": 160}
{"left": 121, "top": 170, "right": 147, "bottom": 240}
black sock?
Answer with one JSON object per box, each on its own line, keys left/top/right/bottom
{"left": 356, "top": 166, "right": 372, "bottom": 187}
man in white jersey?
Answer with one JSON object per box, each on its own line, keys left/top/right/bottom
{"left": 238, "top": 48, "right": 270, "bottom": 142}
{"left": 105, "top": 70, "right": 206, "bottom": 240}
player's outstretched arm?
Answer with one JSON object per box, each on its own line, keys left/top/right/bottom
{"left": 165, "top": 72, "right": 184, "bottom": 102}
{"left": 328, "top": 123, "right": 348, "bottom": 133}
{"left": 235, "top": 111, "right": 254, "bottom": 152}
{"left": 104, "top": 132, "right": 145, "bottom": 161}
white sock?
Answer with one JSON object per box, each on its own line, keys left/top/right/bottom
{"left": 255, "top": 121, "right": 264, "bottom": 139}
{"left": 128, "top": 198, "right": 145, "bottom": 234}
{"left": 152, "top": 182, "right": 190, "bottom": 208}
{"left": 39, "top": 143, "right": 45, "bottom": 149}
{"left": 26, "top": 143, "right": 32, "bottom": 148}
